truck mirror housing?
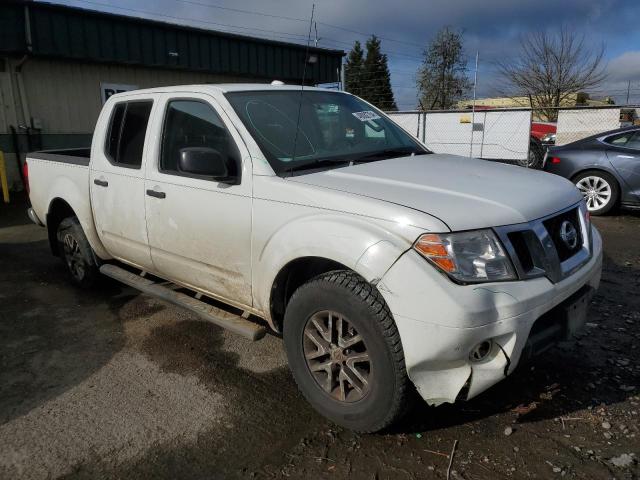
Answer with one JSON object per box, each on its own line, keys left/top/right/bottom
{"left": 178, "top": 147, "right": 235, "bottom": 181}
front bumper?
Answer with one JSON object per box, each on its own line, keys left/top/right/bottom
{"left": 377, "top": 226, "right": 603, "bottom": 405}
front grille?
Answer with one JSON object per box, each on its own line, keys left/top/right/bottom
{"left": 507, "top": 231, "right": 534, "bottom": 272}
{"left": 543, "top": 208, "right": 583, "bottom": 262}
{"left": 494, "top": 204, "right": 592, "bottom": 284}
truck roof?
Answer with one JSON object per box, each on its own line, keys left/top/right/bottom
{"left": 114, "top": 83, "right": 340, "bottom": 97}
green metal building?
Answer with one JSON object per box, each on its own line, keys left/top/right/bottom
{"left": 0, "top": 0, "right": 344, "bottom": 189}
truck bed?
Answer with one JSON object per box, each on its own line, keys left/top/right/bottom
{"left": 28, "top": 148, "right": 91, "bottom": 166}
{"left": 26, "top": 147, "right": 107, "bottom": 258}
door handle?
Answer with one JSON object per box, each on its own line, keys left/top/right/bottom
{"left": 146, "top": 189, "right": 166, "bottom": 199}
{"left": 93, "top": 179, "right": 108, "bottom": 187}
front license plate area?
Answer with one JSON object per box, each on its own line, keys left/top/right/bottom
{"left": 562, "top": 286, "right": 594, "bottom": 339}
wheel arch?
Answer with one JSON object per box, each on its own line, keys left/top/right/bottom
{"left": 571, "top": 167, "right": 621, "bottom": 185}
{"left": 269, "top": 256, "right": 351, "bottom": 333}
{"left": 255, "top": 214, "right": 413, "bottom": 330}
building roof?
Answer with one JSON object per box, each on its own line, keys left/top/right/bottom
{"left": 0, "top": 0, "right": 344, "bottom": 84}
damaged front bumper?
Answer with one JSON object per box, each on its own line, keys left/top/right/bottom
{"left": 377, "top": 227, "right": 603, "bottom": 406}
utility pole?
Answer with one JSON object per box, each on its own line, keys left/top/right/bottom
{"left": 314, "top": 22, "right": 320, "bottom": 48}
{"left": 469, "top": 51, "right": 479, "bottom": 158}
{"left": 626, "top": 80, "right": 631, "bottom": 105}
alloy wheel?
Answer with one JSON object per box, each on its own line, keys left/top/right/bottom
{"left": 303, "top": 310, "right": 371, "bottom": 403}
{"left": 576, "top": 176, "right": 612, "bottom": 211}
{"left": 62, "top": 233, "right": 86, "bottom": 280}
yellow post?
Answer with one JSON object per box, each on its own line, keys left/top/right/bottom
{"left": 0, "top": 151, "right": 10, "bottom": 203}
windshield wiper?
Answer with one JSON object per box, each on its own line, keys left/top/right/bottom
{"left": 286, "top": 158, "right": 351, "bottom": 173}
{"left": 285, "top": 147, "right": 426, "bottom": 174}
{"left": 350, "top": 147, "right": 425, "bottom": 163}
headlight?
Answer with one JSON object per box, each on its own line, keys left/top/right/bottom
{"left": 413, "top": 230, "right": 517, "bottom": 283}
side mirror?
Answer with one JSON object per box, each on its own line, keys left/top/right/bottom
{"left": 177, "top": 147, "right": 235, "bottom": 181}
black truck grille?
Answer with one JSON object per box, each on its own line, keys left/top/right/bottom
{"left": 543, "top": 208, "right": 583, "bottom": 262}
{"left": 494, "top": 205, "right": 591, "bottom": 284}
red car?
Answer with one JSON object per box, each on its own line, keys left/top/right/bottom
{"left": 531, "top": 122, "right": 557, "bottom": 146}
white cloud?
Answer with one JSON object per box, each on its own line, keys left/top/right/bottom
{"left": 605, "top": 51, "right": 640, "bottom": 83}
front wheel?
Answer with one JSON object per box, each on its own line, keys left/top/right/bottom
{"left": 283, "top": 270, "right": 410, "bottom": 432}
{"left": 57, "top": 216, "right": 100, "bottom": 288}
{"left": 573, "top": 170, "right": 619, "bottom": 216}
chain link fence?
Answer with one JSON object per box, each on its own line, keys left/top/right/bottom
{"left": 387, "top": 105, "right": 640, "bottom": 169}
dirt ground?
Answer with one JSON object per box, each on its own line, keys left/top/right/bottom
{"left": 0, "top": 195, "right": 638, "bottom": 480}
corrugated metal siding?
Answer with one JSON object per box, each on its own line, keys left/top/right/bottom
{"left": 19, "top": 58, "right": 252, "bottom": 134}
{"left": 1, "top": 1, "right": 342, "bottom": 84}
{"left": 0, "top": 3, "right": 26, "bottom": 53}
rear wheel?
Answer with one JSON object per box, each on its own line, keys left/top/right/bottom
{"left": 57, "top": 216, "right": 100, "bottom": 288}
{"left": 283, "top": 270, "right": 410, "bottom": 432}
{"left": 573, "top": 170, "right": 619, "bottom": 216}
{"left": 519, "top": 138, "right": 544, "bottom": 169}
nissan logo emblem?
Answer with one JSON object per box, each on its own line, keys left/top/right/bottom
{"left": 560, "top": 220, "right": 578, "bottom": 250}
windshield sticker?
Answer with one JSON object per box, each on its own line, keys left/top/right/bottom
{"left": 352, "top": 111, "right": 381, "bottom": 122}
{"left": 345, "top": 128, "right": 355, "bottom": 138}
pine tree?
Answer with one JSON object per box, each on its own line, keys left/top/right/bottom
{"left": 344, "top": 40, "right": 365, "bottom": 98}
{"left": 362, "top": 36, "right": 397, "bottom": 111}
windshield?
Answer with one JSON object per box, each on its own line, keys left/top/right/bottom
{"left": 225, "top": 90, "right": 428, "bottom": 175}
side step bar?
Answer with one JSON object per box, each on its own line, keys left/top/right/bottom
{"left": 100, "top": 264, "right": 266, "bottom": 341}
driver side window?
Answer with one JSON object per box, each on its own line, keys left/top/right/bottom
{"left": 160, "top": 99, "right": 237, "bottom": 175}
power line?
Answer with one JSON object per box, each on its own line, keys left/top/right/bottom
{"left": 170, "top": 0, "right": 309, "bottom": 24}
{"left": 61, "top": 0, "right": 314, "bottom": 43}
{"left": 316, "top": 22, "right": 425, "bottom": 50}
{"left": 56, "top": 0, "right": 426, "bottom": 61}
{"left": 158, "top": 0, "right": 426, "bottom": 50}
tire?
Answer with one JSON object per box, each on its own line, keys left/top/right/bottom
{"left": 573, "top": 170, "right": 619, "bottom": 216}
{"left": 519, "top": 138, "right": 544, "bottom": 169}
{"left": 283, "top": 270, "right": 410, "bottom": 432}
{"left": 56, "top": 216, "right": 100, "bottom": 288}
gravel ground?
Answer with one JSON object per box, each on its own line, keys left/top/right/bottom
{"left": 0, "top": 196, "right": 638, "bottom": 479}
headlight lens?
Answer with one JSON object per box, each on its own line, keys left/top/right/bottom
{"left": 414, "top": 230, "right": 516, "bottom": 283}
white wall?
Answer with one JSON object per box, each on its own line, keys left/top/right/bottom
{"left": 555, "top": 108, "right": 621, "bottom": 145}
{"left": 389, "top": 110, "right": 531, "bottom": 160}
{"left": 387, "top": 112, "right": 421, "bottom": 139}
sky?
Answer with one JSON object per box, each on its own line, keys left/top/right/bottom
{"left": 48, "top": 0, "right": 640, "bottom": 110}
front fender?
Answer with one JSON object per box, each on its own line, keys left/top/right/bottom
{"left": 253, "top": 212, "right": 416, "bottom": 316}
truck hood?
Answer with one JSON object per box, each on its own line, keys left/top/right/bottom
{"left": 288, "top": 154, "right": 582, "bottom": 231}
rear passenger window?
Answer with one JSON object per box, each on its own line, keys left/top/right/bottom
{"left": 106, "top": 103, "right": 126, "bottom": 161}
{"left": 605, "top": 132, "right": 634, "bottom": 146}
{"left": 104, "top": 101, "right": 153, "bottom": 168}
{"left": 625, "top": 131, "right": 640, "bottom": 150}
{"left": 160, "top": 100, "right": 237, "bottom": 174}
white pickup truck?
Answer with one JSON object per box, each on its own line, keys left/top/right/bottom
{"left": 26, "top": 84, "right": 602, "bottom": 432}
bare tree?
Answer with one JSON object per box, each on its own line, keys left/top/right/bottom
{"left": 498, "top": 28, "right": 606, "bottom": 120}
{"left": 417, "top": 27, "right": 470, "bottom": 110}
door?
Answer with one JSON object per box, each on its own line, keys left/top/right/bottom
{"left": 90, "top": 98, "right": 155, "bottom": 269}
{"left": 144, "top": 94, "right": 253, "bottom": 307}
{"left": 604, "top": 129, "right": 640, "bottom": 202}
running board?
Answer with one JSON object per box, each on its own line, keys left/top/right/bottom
{"left": 100, "top": 264, "right": 266, "bottom": 341}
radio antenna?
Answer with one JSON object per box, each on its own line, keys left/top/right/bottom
{"left": 289, "top": 3, "right": 315, "bottom": 175}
